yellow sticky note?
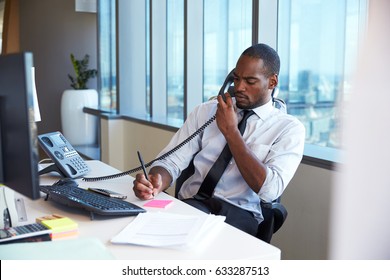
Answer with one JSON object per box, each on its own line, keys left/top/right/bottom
{"left": 40, "top": 217, "right": 78, "bottom": 233}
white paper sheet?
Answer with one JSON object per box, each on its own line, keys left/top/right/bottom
{"left": 111, "top": 212, "right": 225, "bottom": 248}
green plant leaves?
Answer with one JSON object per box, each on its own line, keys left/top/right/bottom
{"left": 68, "top": 53, "right": 98, "bottom": 89}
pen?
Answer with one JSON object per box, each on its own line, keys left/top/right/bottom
{"left": 137, "top": 151, "right": 149, "bottom": 180}
{"left": 137, "top": 151, "right": 153, "bottom": 197}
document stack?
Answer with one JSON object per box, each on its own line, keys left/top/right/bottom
{"left": 111, "top": 212, "right": 225, "bottom": 249}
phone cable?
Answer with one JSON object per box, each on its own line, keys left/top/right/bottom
{"left": 82, "top": 114, "right": 216, "bottom": 182}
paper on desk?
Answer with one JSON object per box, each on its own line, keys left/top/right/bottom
{"left": 111, "top": 212, "right": 225, "bottom": 248}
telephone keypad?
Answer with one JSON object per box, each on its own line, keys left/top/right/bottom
{"left": 70, "top": 157, "right": 89, "bottom": 172}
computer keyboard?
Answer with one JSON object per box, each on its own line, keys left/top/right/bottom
{"left": 40, "top": 179, "right": 146, "bottom": 219}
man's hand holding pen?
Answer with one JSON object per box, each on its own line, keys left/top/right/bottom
{"left": 133, "top": 172, "right": 164, "bottom": 200}
{"left": 133, "top": 151, "right": 163, "bottom": 200}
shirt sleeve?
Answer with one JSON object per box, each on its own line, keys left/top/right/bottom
{"left": 258, "top": 118, "right": 306, "bottom": 202}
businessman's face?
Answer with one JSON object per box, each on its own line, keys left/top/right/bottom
{"left": 233, "top": 55, "right": 278, "bottom": 109}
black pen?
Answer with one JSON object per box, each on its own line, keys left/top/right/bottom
{"left": 137, "top": 151, "right": 153, "bottom": 197}
{"left": 137, "top": 151, "right": 149, "bottom": 180}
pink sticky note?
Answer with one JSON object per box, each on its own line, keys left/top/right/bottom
{"left": 143, "top": 199, "right": 173, "bottom": 208}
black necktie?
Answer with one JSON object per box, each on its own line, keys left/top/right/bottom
{"left": 195, "top": 110, "right": 255, "bottom": 199}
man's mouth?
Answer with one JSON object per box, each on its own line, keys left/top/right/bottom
{"left": 234, "top": 94, "right": 246, "bottom": 101}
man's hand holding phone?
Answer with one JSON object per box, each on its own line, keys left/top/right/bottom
{"left": 216, "top": 92, "right": 239, "bottom": 135}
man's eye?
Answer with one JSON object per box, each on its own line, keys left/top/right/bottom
{"left": 246, "top": 79, "right": 257, "bottom": 85}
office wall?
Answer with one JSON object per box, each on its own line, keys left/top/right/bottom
{"left": 101, "top": 119, "right": 175, "bottom": 173}
{"left": 273, "top": 164, "right": 336, "bottom": 259}
{"left": 18, "top": 0, "right": 97, "bottom": 137}
{"left": 100, "top": 119, "right": 336, "bottom": 260}
{"left": 1, "top": 0, "right": 20, "bottom": 54}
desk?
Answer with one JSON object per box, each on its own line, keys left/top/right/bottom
{"left": 20, "top": 160, "right": 281, "bottom": 259}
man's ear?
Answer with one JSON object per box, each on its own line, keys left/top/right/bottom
{"left": 268, "top": 74, "right": 278, "bottom": 89}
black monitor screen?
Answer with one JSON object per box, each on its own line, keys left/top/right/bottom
{"left": 0, "top": 52, "right": 40, "bottom": 200}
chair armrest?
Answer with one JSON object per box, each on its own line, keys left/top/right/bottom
{"left": 271, "top": 202, "right": 288, "bottom": 233}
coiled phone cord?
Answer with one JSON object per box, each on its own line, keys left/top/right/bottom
{"left": 82, "top": 114, "right": 216, "bottom": 182}
{"left": 83, "top": 69, "right": 235, "bottom": 182}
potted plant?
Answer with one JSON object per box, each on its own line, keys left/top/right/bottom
{"left": 61, "top": 54, "right": 99, "bottom": 146}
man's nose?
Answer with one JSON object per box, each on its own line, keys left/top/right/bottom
{"left": 234, "top": 80, "right": 245, "bottom": 92}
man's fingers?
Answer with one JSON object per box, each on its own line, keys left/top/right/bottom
{"left": 133, "top": 173, "right": 154, "bottom": 200}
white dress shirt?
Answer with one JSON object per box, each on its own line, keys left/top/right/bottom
{"left": 151, "top": 98, "right": 305, "bottom": 223}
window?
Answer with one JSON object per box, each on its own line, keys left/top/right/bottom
{"left": 203, "top": 0, "right": 252, "bottom": 101}
{"left": 98, "top": 0, "right": 368, "bottom": 166}
{"left": 167, "top": 0, "right": 184, "bottom": 119}
{"left": 146, "top": 0, "right": 151, "bottom": 116}
{"left": 97, "top": 0, "right": 116, "bottom": 112}
{"left": 278, "top": 0, "right": 367, "bottom": 152}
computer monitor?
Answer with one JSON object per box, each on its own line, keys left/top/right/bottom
{"left": 0, "top": 52, "right": 40, "bottom": 200}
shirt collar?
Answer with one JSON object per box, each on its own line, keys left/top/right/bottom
{"left": 238, "top": 99, "right": 274, "bottom": 120}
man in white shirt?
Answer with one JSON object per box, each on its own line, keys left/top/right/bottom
{"left": 133, "top": 43, "right": 305, "bottom": 236}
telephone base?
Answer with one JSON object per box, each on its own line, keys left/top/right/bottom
{"left": 38, "top": 163, "right": 66, "bottom": 178}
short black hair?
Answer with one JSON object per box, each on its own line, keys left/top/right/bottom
{"left": 242, "top": 43, "right": 280, "bottom": 76}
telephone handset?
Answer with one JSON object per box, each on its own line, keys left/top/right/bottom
{"left": 218, "top": 68, "right": 235, "bottom": 101}
{"left": 82, "top": 69, "right": 236, "bottom": 182}
{"left": 38, "top": 131, "right": 90, "bottom": 178}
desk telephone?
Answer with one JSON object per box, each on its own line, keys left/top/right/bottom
{"left": 82, "top": 69, "right": 236, "bottom": 182}
{"left": 38, "top": 131, "right": 90, "bottom": 178}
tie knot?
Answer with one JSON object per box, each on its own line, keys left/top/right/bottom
{"left": 241, "top": 110, "right": 254, "bottom": 122}
{"left": 242, "top": 109, "right": 253, "bottom": 117}
{"left": 238, "top": 110, "right": 254, "bottom": 135}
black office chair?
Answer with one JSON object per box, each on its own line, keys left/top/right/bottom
{"left": 256, "top": 197, "right": 287, "bottom": 243}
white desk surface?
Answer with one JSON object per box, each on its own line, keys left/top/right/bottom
{"left": 22, "top": 160, "right": 280, "bottom": 260}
